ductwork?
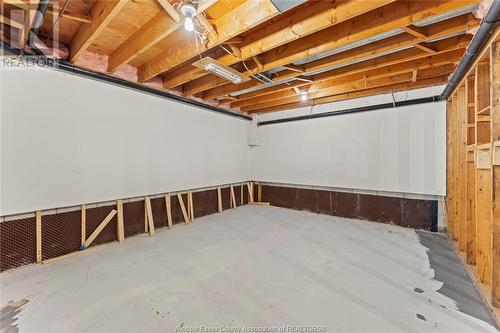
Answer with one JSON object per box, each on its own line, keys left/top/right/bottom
{"left": 28, "top": 0, "right": 50, "bottom": 49}
{"left": 440, "top": 0, "right": 500, "bottom": 99}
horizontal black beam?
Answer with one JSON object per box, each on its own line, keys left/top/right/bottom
{"left": 257, "top": 96, "right": 443, "bottom": 126}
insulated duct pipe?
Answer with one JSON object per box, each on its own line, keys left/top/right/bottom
{"left": 28, "top": 0, "right": 50, "bottom": 48}
{"left": 440, "top": 0, "right": 500, "bottom": 99}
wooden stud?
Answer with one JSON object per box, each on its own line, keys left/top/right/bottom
{"left": 145, "top": 196, "right": 155, "bottom": 236}
{"left": 240, "top": 184, "right": 244, "bottom": 205}
{"left": 188, "top": 191, "right": 194, "bottom": 221}
{"left": 457, "top": 85, "right": 467, "bottom": 252}
{"left": 465, "top": 76, "right": 477, "bottom": 265}
{"left": 258, "top": 182, "right": 262, "bottom": 202}
{"left": 83, "top": 210, "right": 117, "bottom": 248}
{"left": 81, "top": 204, "right": 86, "bottom": 246}
{"left": 247, "top": 182, "right": 254, "bottom": 203}
{"left": 165, "top": 193, "right": 173, "bottom": 229}
{"left": 35, "top": 210, "right": 42, "bottom": 263}
{"left": 116, "top": 200, "right": 124, "bottom": 242}
{"left": 230, "top": 185, "right": 237, "bottom": 208}
{"left": 490, "top": 41, "right": 500, "bottom": 307}
{"left": 177, "top": 193, "right": 190, "bottom": 224}
{"left": 217, "top": 187, "right": 223, "bottom": 213}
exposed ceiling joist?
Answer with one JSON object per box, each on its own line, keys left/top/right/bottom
{"left": 162, "top": 0, "right": 397, "bottom": 89}
{"left": 138, "top": 0, "right": 281, "bottom": 82}
{"left": 156, "top": 0, "right": 180, "bottom": 22}
{"left": 69, "top": 0, "right": 128, "bottom": 63}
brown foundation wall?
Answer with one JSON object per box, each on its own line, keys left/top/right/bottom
{"left": 261, "top": 184, "right": 438, "bottom": 231}
{"left": 0, "top": 185, "right": 248, "bottom": 272}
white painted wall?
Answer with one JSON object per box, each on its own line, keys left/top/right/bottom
{"left": 252, "top": 87, "right": 447, "bottom": 196}
{"left": 0, "top": 66, "right": 250, "bottom": 215}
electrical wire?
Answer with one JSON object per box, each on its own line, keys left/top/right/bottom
{"left": 45, "top": 0, "right": 71, "bottom": 42}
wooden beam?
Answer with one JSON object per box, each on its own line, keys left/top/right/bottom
{"left": 475, "top": 62, "right": 492, "bottom": 285}
{"left": 250, "top": 75, "right": 448, "bottom": 113}
{"left": 156, "top": 0, "right": 180, "bottom": 22}
{"left": 188, "top": 191, "right": 194, "bottom": 220}
{"left": 162, "top": 0, "right": 396, "bottom": 89}
{"left": 46, "top": 7, "right": 93, "bottom": 24}
{"left": 232, "top": 47, "right": 463, "bottom": 108}
{"left": 201, "top": 14, "right": 476, "bottom": 100}
{"left": 81, "top": 204, "right": 86, "bottom": 246}
{"left": 177, "top": 193, "right": 190, "bottom": 224}
{"left": 165, "top": 193, "right": 173, "bottom": 228}
{"left": 217, "top": 187, "right": 223, "bottom": 212}
{"left": 415, "top": 42, "right": 438, "bottom": 54}
{"left": 139, "top": 0, "right": 280, "bottom": 82}
{"left": 258, "top": 182, "right": 262, "bottom": 202}
{"left": 247, "top": 182, "right": 254, "bottom": 203}
{"left": 0, "top": 14, "right": 24, "bottom": 29}
{"left": 69, "top": 0, "right": 128, "bottom": 63}
{"left": 230, "top": 185, "right": 237, "bottom": 208}
{"left": 82, "top": 210, "right": 118, "bottom": 248}
{"left": 402, "top": 24, "right": 427, "bottom": 38}
{"left": 145, "top": 196, "right": 155, "bottom": 236}
{"left": 465, "top": 76, "right": 477, "bottom": 265}
{"left": 241, "top": 62, "right": 456, "bottom": 112}
{"left": 457, "top": 85, "right": 468, "bottom": 252}
{"left": 35, "top": 210, "right": 42, "bottom": 263}
{"left": 490, "top": 41, "right": 500, "bottom": 307}
{"left": 116, "top": 200, "right": 125, "bottom": 242}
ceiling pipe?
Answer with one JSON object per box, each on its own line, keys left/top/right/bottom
{"left": 440, "top": 0, "right": 500, "bottom": 99}
{"left": 28, "top": 0, "right": 50, "bottom": 50}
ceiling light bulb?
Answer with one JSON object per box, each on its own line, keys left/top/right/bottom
{"left": 184, "top": 17, "right": 194, "bottom": 32}
{"left": 301, "top": 92, "right": 308, "bottom": 101}
{"left": 180, "top": 1, "right": 197, "bottom": 17}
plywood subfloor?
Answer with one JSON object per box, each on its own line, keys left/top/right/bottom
{"left": 0, "top": 206, "right": 498, "bottom": 333}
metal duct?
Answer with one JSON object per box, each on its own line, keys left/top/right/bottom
{"left": 28, "top": 0, "right": 50, "bottom": 48}
{"left": 270, "top": 0, "right": 306, "bottom": 12}
{"left": 441, "top": 0, "right": 500, "bottom": 99}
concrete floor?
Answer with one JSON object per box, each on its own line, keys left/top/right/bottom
{"left": 0, "top": 205, "right": 498, "bottom": 333}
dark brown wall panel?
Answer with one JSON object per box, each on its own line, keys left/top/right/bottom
{"left": 42, "top": 210, "right": 81, "bottom": 260}
{"left": 221, "top": 187, "right": 231, "bottom": 210}
{"left": 193, "top": 189, "right": 218, "bottom": 217}
{"left": 262, "top": 185, "right": 437, "bottom": 231}
{"left": 151, "top": 197, "right": 168, "bottom": 229}
{"left": 0, "top": 217, "right": 36, "bottom": 271}
{"left": 124, "top": 200, "right": 144, "bottom": 238}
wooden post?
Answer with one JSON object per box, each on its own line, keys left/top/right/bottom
{"left": 240, "top": 184, "right": 243, "bottom": 205}
{"left": 177, "top": 193, "right": 190, "bottom": 224}
{"left": 188, "top": 191, "right": 194, "bottom": 220}
{"left": 490, "top": 40, "right": 500, "bottom": 307}
{"left": 446, "top": 97, "right": 457, "bottom": 240}
{"left": 35, "top": 210, "right": 42, "bottom": 263}
{"left": 144, "top": 196, "right": 155, "bottom": 236}
{"left": 247, "top": 182, "right": 254, "bottom": 203}
{"left": 81, "top": 204, "right": 86, "bottom": 246}
{"left": 457, "top": 85, "right": 467, "bottom": 252}
{"left": 165, "top": 193, "right": 172, "bottom": 229}
{"left": 230, "top": 185, "right": 236, "bottom": 208}
{"left": 465, "top": 76, "right": 476, "bottom": 264}
{"left": 258, "top": 182, "right": 262, "bottom": 202}
{"left": 217, "top": 187, "right": 223, "bottom": 213}
{"left": 475, "top": 61, "right": 492, "bottom": 285}
{"left": 116, "top": 199, "right": 124, "bottom": 242}
{"left": 82, "top": 210, "right": 117, "bottom": 248}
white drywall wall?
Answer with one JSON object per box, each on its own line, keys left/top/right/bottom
{"left": 252, "top": 87, "right": 446, "bottom": 196}
{"left": 0, "top": 66, "right": 250, "bottom": 215}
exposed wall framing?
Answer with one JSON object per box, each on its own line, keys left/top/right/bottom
{"left": 445, "top": 30, "right": 500, "bottom": 310}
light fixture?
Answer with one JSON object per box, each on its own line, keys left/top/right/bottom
{"left": 180, "top": 1, "right": 196, "bottom": 32}
{"left": 300, "top": 91, "right": 308, "bottom": 101}
{"left": 184, "top": 17, "right": 194, "bottom": 31}
{"left": 193, "top": 57, "right": 250, "bottom": 84}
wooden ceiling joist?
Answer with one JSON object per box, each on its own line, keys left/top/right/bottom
{"left": 156, "top": 0, "right": 180, "bottom": 22}
{"left": 46, "top": 8, "right": 92, "bottom": 24}
{"left": 243, "top": 65, "right": 453, "bottom": 113}
{"left": 162, "top": 0, "right": 397, "bottom": 89}
{"left": 233, "top": 52, "right": 460, "bottom": 110}
{"left": 251, "top": 75, "right": 449, "bottom": 114}
{"left": 69, "top": 0, "right": 128, "bottom": 63}
{"left": 201, "top": 13, "right": 476, "bottom": 101}
{"left": 138, "top": 0, "right": 280, "bottom": 82}
{"left": 197, "top": 4, "right": 478, "bottom": 100}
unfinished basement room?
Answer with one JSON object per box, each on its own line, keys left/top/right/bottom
{"left": 1, "top": 0, "right": 500, "bottom": 332}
